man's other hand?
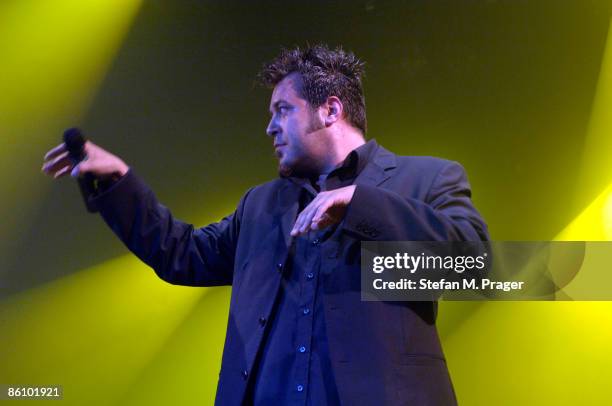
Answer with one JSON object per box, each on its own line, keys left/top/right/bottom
{"left": 291, "top": 185, "right": 356, "bottom": 236}
{"left": 41, "top": 141, "right": 129, "bottom": 180}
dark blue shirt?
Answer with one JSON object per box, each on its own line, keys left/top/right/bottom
{"left": 244, "top": 140, "right": 377, "bottom": 406}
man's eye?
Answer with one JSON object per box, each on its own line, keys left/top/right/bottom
{"left": 279, "top": 106, "right": 289, "bottom": 114}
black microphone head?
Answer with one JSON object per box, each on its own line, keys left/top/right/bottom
{"left": 63, "top": 127, "right": 86, "bottom": 158}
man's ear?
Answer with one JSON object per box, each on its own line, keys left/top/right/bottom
{"left": 324, "top": 96, "right": 344, "bottom": 127}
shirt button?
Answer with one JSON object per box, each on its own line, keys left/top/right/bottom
{"left": 298, "top": 345, "right": 306, "bottom": 353}
{"left": 296, "top": 384, "right": 304, "bottom": 392}
{"left": 306, "top": 272, "right": 314, "bottom": 280}
{"left": 311, "top": 238, "right": 320, "bottom": 246}
{"left": 276, "top": 263, "right": 283, "bottom": 272}
{"left": 258, "top": 316, "right": 266, "bottom": 326}
{"left": 241, "top": 370, "right": 248, "bottom": 379}
{"left": 302, "top": 308, "right": 310, "bottom": 315}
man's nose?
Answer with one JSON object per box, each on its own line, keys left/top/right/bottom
{"left": 266, "top": 118, "right": 280, "bottom": 138}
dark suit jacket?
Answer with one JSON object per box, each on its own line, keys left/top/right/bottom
{"left": 94, "top": 142, "right": 489, "bottom": 405}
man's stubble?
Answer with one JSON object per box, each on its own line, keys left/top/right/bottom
{"left": 278, "top": 108, "right": 326, "bottom": 179}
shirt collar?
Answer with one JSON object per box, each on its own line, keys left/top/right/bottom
{"left": 341, "top": 138, "right": 378, "bottom": 178}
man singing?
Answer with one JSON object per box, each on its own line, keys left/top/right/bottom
{"left": 42, "top": 44, "right": 488, "bottom": 405}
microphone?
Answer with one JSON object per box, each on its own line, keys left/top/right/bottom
{"left": 63, "top": 128, "right": 99, "bottom": 213}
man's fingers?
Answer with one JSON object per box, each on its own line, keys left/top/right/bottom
{"left": 292, "top": 202, "right": 315, "bottom": 236}
{"left": 291, "top": 213, "right": 305, "bottom": 236}
{"left": 42, "top": 151, "right": 70, "bottom": 174}
{"left": 312, "top": 212, "right": 334, "bottom": 230}
{"left": 300, "top": 210, "right": 316, "bottom": 234}
{"left": 297, "top": 198, "right": 325, "bottom": 234}
{"left": 311, "top": 200, "right": 334, "bottom": 230}
{"left": 71, "top": 158, "right": 96, "bottom": 177}
{"left": 290, "top": 186, "right": 354, "bottom": 236}
{"left": 291, "top": 201, "right": 309, "bottom": 235}
{"left": 291, "top": 193, "right": 334, "bottom": 236}
{"left": 42, "top": 139, "right": 129, "bottom": 180}
{"left": 53, "top": 165, "right": 71, "bottom": 179}
{"left": 310, "top": 207, "right": 326, "bottom": 230}
{"left": 71, "top": 162, "right": 85, "bottom": 178}
{"left": 292, "top": 194, "right": 345, "bottom": 235}
{"left": 43, "top": 143, "right": 67, "bottom": 161}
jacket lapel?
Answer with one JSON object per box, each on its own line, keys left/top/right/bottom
{"left": 353, "top": 142, "right": 397, "bottom": 188}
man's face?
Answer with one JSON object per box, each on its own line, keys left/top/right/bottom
{"left": 266, "top": 72, "right": 326, "bottom": 177}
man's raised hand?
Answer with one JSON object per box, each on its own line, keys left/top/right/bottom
{"left": 290, "top": 185, "right": 356, "bottom": 236}
{"left": 42, "top": 141, "right": 129, "bottom": 180}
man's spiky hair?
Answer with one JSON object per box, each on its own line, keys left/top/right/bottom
{"left": 258, "top": 44, "right": 367, "bottom": 134}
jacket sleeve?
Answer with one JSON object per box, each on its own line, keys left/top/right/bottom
{"left": 91, "top": 169, "right": 248, "bottom": 286}
{"left": 343, "top": 161, "right": 489, "bottom": 241}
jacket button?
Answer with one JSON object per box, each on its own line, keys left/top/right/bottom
{"left": 241, "top": 370, "right": 248, "bottom": 379}
{"left": 306, "top": 272, "right": 314, "bottom": 280}
{"left": 276, "top": 263, "right": 283, "bottom": 272}
{"left": 258, "top": 316, "right": 266, "bottom": 326}
{"left": 311, "top": 238, "right": 320, "bottom": 246}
